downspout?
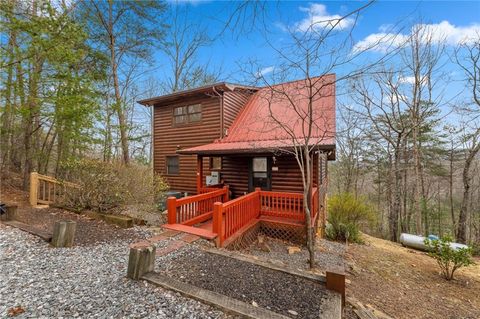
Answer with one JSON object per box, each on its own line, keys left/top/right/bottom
{"left": 212, "top": 86, "right": 224, "bottom": 138}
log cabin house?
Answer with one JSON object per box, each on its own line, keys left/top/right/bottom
{"left": 138, "top": 75, "right": 335, "bottom": 248}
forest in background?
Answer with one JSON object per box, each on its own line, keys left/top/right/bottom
{"left": 1, "top": 1, "right": 479, "bottom": 247}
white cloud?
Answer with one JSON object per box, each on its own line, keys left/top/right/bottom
{"left": 354, "top": 21, "right": 480, "bottom": 53}
{"left": 256, "top": 66, "right": 274, "bottom": 78}
{"left": 260, "top": 66, "right": 274, "bottom": 76}
{"left": 295, "top": 3, "right": 354, "bottom": 32}
{"left": 398, "top": 76, "right": 416, "bottom": 84}
{"left": 353, "top": 32, "right": 409, "bottom": 53}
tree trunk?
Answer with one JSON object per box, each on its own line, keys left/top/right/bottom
{"left": 449, "top": 146, "right": 456, "bottom": 233}
{"left": 456, "top": 144, "right": 480, "bottom": 243}
{"left": 108, "top": 2, "right": 129, "bottom": 164}
{"left": 1, "top": 27, "right": 16, "bottom": 170}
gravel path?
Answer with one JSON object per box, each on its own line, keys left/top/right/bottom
{"left": 0, "top": 224, "right": 229, "bottom": 319}
{"left": 159, "top": 249, "right": 336, "bottom": 319}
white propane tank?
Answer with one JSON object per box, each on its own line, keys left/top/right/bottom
{"left": 399, "top": 233, "right": 469, "bottom": 252}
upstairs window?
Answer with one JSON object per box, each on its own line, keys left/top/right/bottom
{"left": 173, "top": 104, "right": 202, "bottom": 125}
{"left": 166, "top": 156, "right": 179, "bottom": 175}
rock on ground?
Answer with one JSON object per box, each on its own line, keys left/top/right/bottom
{"left": 0, "top": 224, "right": 228, "bottom": 318}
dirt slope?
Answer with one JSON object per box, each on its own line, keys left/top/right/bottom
{"left": 346, "top": 234, "right": 480, "bottom": 319}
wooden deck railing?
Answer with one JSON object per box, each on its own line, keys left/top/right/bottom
{"left": 259, "top": 191, "right": 304, "bottom": 221}
{"left": 213, "top": 190, "right": 261, "bottom": 246}
{"left": 167, "top": 186, "right": 229, "bottom": 225}
{"left": 213, "top": 188, "right": 323, "bottom": 247}
{"left": 198, "top": 183, "right": 224, "bottom": 194}
{"left": 29, "top": 172, "right": 79, "bottom": 206}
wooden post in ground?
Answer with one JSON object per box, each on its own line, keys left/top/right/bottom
{"left": 51, "top": 220, "right": 77, "bottom": 247}
{"left": 213, "top": 202, "right": 223, "bottom": 247}
{"left": 29, "top": 172, "right": 39, "bottom": 207}
{"left": 127, "top": 244, "right": 156, "bottom": 280}
{"left": 167, "top": 197, "right": 177, "bottom": 224}
{"left": 326, "top": 271, "right": 345, "bottom": 309}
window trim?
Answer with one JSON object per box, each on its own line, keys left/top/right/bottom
{"left": 166, "top": 155, "right": 180, "bottom": 175}
{"left": 172, "top": 103, "right": 202, "bottom": 126}
{"left": 248, "top": 157, "right": 272, "bottom": 192}
{"left": 209, "top": 156, "right": 222, "bottom": 170}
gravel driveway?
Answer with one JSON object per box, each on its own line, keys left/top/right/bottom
{"left": 0, "top": 224, "right": 228, "bottom": 318}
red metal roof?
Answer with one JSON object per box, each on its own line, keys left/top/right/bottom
{"left": 178, "top": 75, "right": 336, "bottom": 155}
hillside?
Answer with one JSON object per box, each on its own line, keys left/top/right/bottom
{"left": 346, "top": 234, "right": 480, "bottom": 319}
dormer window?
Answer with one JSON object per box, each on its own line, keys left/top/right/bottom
{"left": 173, "top": 104, "right": 202, "bottom": 125}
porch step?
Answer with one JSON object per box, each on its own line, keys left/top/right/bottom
{"left": 163, "top": 223, "right": 217, "bottom": 240}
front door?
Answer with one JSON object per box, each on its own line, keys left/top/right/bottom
{"left": 248, "top": 157, "right": 272, "bottom": 192}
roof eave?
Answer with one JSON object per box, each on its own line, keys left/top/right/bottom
{"left": 177, "top": 144, "right": 336, "bottom": 156}
{"left": 137, "top": 82, "right": 259, "bottom": 106}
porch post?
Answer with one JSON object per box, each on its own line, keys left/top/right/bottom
{"left": 196, "top": 155, "right": 203, "bottom": 193}
{"left": 213, "top": 202, "right": 223, "bottom": 247}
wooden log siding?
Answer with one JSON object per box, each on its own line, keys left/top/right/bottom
{"left": 222, "top": 91, "right": 252, "bottom": 132}
{"left": 152, "top": 90, "right": 254, "bottom": 194}
{"left": 167, "top": 187, "right": 229, "bottom": 225}
{"left": 154, "top": 95, "right": 220, "bottom": 194}
{"left": 218, "top": 154, "right": 319, "bottom": 199}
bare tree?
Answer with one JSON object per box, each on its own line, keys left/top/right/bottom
{"left": 454, "top": 35, "right": 480, "bottom": 243}
{"left": 352, "top": 69, "right": 412, "bottom": 241}
{"left": 242, "top": 1, "right": 390, "bottom": 266}
{"left": 161, "top": 5, "right": 221, "bottom": 93}
{"left": 399, "top": 24, "right": 446, "bottom": 235}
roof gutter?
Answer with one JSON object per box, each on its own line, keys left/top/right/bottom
{"left": 212, "top": 86, "right": 224, "bottom": 138}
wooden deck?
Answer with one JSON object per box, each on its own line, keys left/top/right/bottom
{"left": 165, "top": 187, "right": 322, "bottom": 247}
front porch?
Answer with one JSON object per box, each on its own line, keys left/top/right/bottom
{"left": 163, "top": 185, "right": 324, "bottom": 248}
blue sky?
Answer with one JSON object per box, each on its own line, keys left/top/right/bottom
{"left": 133, "top": 0, "right": 480, "bottom": 131}
{"left": 151, "top": 1, "right": 480, "bottom": 83}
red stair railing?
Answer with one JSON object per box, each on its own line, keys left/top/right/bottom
{"left": 167, "top": 186, "right": 229, "bottom": 225}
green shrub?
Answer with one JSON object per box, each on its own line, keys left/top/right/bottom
{"left": 326, "top": 193, "right": 376, "bottom": 243}
{"left": 424, "top": 235, "right": 474, "bottom": 280}
{"left": 59, "top": 159, "right": 169, "bottom": 212}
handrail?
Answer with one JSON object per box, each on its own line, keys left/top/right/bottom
{"left": 167, "top": 186, "right": 229, "bottom": 225}
{"left": 30, "top": 172, "right": 80, "bottom": 206}
{"left": 199, "top": 183, "right": 224, "bottom": 194}
{"left": 213, "top": 189, "right": 261, "bottom": 247}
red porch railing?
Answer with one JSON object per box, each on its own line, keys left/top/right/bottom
{"left": 213, "top": 190, "right": 261, "bottom": 246}
{"left": 198, "top": 183, "right": 224, "bottom": 194}
{"left": 167, "top": 185, "right": 322, "bottom": 248}
{"left": 260, "top": 191, "right": 304, "bottom": 222}
{"left": 213, "top": 187, "right": 320, "bottom": 247}
{"left": 167, "top": 186, "right": 229, "bottom": 225}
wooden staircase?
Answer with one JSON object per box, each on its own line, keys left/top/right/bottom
{"left": 163, "top": 222, "right": 217, "bottom": 240}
